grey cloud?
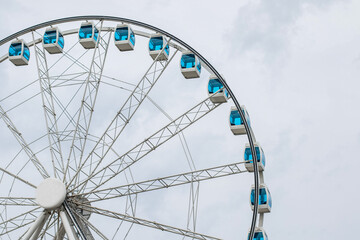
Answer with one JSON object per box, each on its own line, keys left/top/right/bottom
{"left": 230, "top": 0, "right": 344, "bottom": 61}
{"left": 0, "top": 1, "right": 360, "bottom": 239}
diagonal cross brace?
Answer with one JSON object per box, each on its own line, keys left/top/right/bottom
{"left": 73, "top": 204, "right": 221, "bottom": 240}
{"left": 64, "top": 21, "right": 112, "bottom": 184}
{"left": 73, "top": 161, "right": 246, "bottom": 202}
{"left": 0, "top": 105, "right": 49, "bottom": 178}
{"left": 73, "top": 94, "right": 223, "bottom": 193}
{"left": 68, "top": 40, "right": 177, "bottom": 189}
{"left": 32, "top": 31, "right": 65, "bottom": 178}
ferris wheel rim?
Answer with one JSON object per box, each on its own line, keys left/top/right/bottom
{"left": 0, "top": 15, "right": 261, "bottom": 239}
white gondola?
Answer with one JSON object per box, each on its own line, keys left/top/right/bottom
{"left": 229, "top": 105, "right": 250, "bottom": 135}
{"left": 8, "top": 39, "right": 30, "bottom": 66}
{"left": 78, "top": 22, "right": 99, "bottom": 49}
{"left": 180, "top": 51, "right": 201, "bottom": 79}
{"left": 244, "top": 142, "right": 265, "bottom": 172}
{"left": 43, "top": 27, "right": 64, "bottom": 54}
{"left": 247, "top": 227, "right": 268, "bottom": 240}
{"left": 208, "top": 75, "right": 229, "bottom": 103}
{"left": 148, "top": 34, "right": 169, "bottom": 61}
{"left": 250, "top": 183, "right": 272, "bottom": 213}
{"left": 114, "top": 24, "right": 135, "bottom": 51}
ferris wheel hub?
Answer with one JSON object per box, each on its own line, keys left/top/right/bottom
{"left": 36, "top": 178, "right": 66, "bottom": 210}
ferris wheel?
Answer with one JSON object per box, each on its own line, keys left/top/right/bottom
{"left": 0, "top": 16, "right": 271, "bottom": 240}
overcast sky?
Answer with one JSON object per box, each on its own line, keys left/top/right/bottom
{"left": 0, "top": 0, "right": 359, "bottom": 239}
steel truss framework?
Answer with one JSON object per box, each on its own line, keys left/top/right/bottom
{"left": 73, "top": 92, "right": 222, "bottom": 194}
{"left": 32, "top": 31, "right": 65, "bottom": 179}
{"left": 73, "top": 161, "right": 247, "bottom": 202}
{"left": 73, "top": 203, "right": 221, "bottom": 240}
{"left": 0, "top": 16, "right": 265, "bottom": 240}
{"left": 69, "top": 39, "right": 177, "bottom": 191}
{"left": 64, "top": 21, "right": 112, "bottom": 186}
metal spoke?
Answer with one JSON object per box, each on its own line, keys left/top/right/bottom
{"left": 59, "top": 210, "right": 79, "bottom": 240}
{"left": 0, "top": 79, "right": 39, "bottom": 106}
{"left": 20, "top": 211, "right": 49, "bottom": 240}
{"left": 0, "top": 105, "right": 49, "bottom": 178}
{"left": 73, "top": 92, "right": 223, "bottom": 194}
{"left": 146, "top": 92, "right": 201, "bottom": 235}
{"left": 146, "top": 94, "right": 200, "bottom": 233}
{"left": 64, "top": 201, "right": 94, "bottom": 240}
{"left": 64, "top": 21, "right": 112, "bottom": 184}
{"left": 73, "top": 204, "right": 221, "bottom": 240}
{"left": 36, "top": 212, "right": 56, "bottom": 240}
{"left": 4, "top": 92, "right": 42, "bottom": 114}
{"left": 72, "top": 209, "right": 109, "bottom": 240}
{"left": 50, "top": 78, "right": 89, "bottom": 139}
{"left": 0, "top": 197, "right": 37, "bottom": 206}
{"left": 72, "top": 161, "right": 246, "bottom": 202}
{"left": 54, "top": 225, "right": 65, "bottom": 240}
{"left": 0, "top": 207, "right": 41, "bottom": 236}
{"left": 45, "top": 43, "right": 93, "bottom": 133}
{"left": 68, "top": 42, "right": 177, "bottom": 189}
{"left": 0, "top": 220, "right": 35, "bottom": 237}
{"left": 79, "top": 133, "right": 138, "bottom": 239}
{"left": 186, "top": 181, "right": 200, "bottom": 234}
{"left": 32, "top": 31, "right": 65, "bottom": 178}
{"left": 0, "top": 167, "right": 36, "bottom": 188}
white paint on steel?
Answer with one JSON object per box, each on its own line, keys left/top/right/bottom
{"left": 36, "top": 178, "right": 66, "bottom": 210}
{"left": 59, "top": 210, "right": 78, "bottom": 240}
{"left": 20, "top": 211, "right": 48, "bottom": 240}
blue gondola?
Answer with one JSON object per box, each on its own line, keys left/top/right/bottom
{"left": 8, "top": 39, "right": 30, "bottom": 66}
{"left": 114, "top": 24, "right": 135, "bottom": 51}
{"left": 43, "top": 27, "right": 64, "bottom": 54}
{"left": 78, "top": 22, "right": 99, "bottom": 49}
{"left": 244, "top": 142, "right": 265, "bottom": 172}
{"left": 180, "top": 51, "right": 201, "bottom": 79}
{"left": 250, "top": 184, "right": 272, "bottom": 213}
{"left": 229, "top": 106, "right": 250, "bottom": 135}
{"left": 247, "top": 228, "right": 268, "bottom": 240}
{"left": 149, "top": 34, "right": 169, "bottom": 61}
{"left": 208, "top": 75, "right": 229, "bottom": 103}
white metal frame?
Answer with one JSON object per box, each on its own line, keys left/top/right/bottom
{"left": 0, "top": 16, "right": 268, "bottom": 240}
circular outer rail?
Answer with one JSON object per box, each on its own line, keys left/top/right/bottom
{"left": 0, "top": 15, "right": 261, "bottom": 239}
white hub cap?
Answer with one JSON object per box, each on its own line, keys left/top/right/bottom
{"left": 36, "top": 178, "right": 66, "bottom": 210}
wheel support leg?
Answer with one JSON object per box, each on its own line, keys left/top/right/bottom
{"left": 60, "top": 210, "right": 79, "bottom": 240}
{"left": 21, "top": 211, "right": 49, "bottom": 240}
